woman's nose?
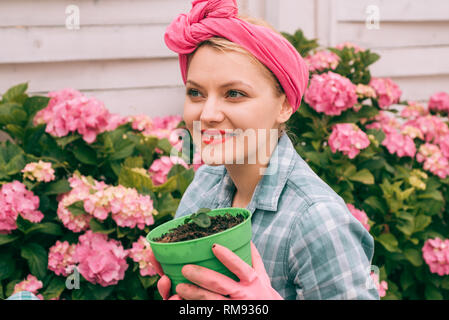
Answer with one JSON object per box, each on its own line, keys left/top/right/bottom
{"left": 199, "top": 96, "right": 224, "bottom": 123}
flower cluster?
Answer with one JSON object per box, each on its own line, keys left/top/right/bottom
{"left": 304, "top": 50, "right": 340, "bottom": 72}
{"left": 416, "top": 143, "right": 449, "bottom": 179}
{"left": 335, "top": 42, "right": 365, "bottom": 53}
{"left": 74, "top": 231, "right": 129, "bottom": 287}
{"left": 48, "top": 240, "right": 77, "bottom": 277}
{"left": 346, "top": 203, "right": 370, "bottom": 231}
{"left": 21, "top": 160, "right": 56, "bottom": 183}
{"left": 149, "top": 155, "right": 189, "bottom": 186}
{"left": 57, "top": 174, "right": 107, "bottom": 233}
{"left": 400, "top": 101, "right": 429, "bottom": 119}
{"left": 428, "top": 91, "right": 449, "bottom": 115}
{"left": 328, "top": 123, "right": 370, "bottom": 159}
{"left": 129, "top": 236, "right": 157, "bottom": 277}
{"left": 13, "top": 274, "right": 44, "bottom": 300}
{"left": 403, "top": 115, "right": 449, "bottom": 145}
{"left": 422, "top": 238, "right": 449, "bottom": 276}
{"left": 369, "top": 78, "right": 402, "bottom": 109}
{"left": 370, "top": 272, "right": 388, "bottom": 298}
{"left": 0, "top": 181, "right": 43, "bottom": 234}
{"left": 34, "top": 88, "right": 127, "bottom": 144}
{"left": 381, "top": 130, "right": 416, "bottom": 158}
{"left": 58, "top": 173, "right": 155, "bottom": 232}
{"left": 365, "top": 111, "right": 401, "bottom": 135}
{"left": 84, "top": 185, "right": 155, "bottom": 230}
{"left": 355, "top": 84, "right": 376, "bottom": 100}
{"left": 305, "top": 72, "right": 358, "bottom": 116}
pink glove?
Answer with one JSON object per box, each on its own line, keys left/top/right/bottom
{"left": 148, "top": 249, "right": 182, "bottom": 300}
{"left": 175, "top": 242, "right": 283, "bottom": 300}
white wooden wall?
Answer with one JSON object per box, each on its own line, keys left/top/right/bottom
{"left": 1, "top": 0, "right": 448, "bottom": 119}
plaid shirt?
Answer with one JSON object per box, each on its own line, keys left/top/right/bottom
{"left": 175, "top": 133, "right": 380, "bottom": 300}
{"left": 6, "top": 291, "right": 40, "bottom": 300}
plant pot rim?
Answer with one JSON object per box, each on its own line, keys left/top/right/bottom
{"left": 146, "top": 207, "right": 252, "bottom": 246}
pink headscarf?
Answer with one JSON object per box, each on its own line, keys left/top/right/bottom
{"left": 164, "top": 0, "right": 309, "bottom": 113}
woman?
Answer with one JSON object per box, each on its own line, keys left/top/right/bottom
{"left": 148, "top": 0, "right": 379, "bottom": 300}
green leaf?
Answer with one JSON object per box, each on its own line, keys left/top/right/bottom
{"left": 123, "top": 156, "right": 144, "bottom": 168}
{"left": 22, "top": 95, "right": 50, "bottom": 118}
{"left": 2, "top": 83, "right": 28, "bottom": 103}
{"left": 42, "top": 276, "right": 66, "bottom": 300}
{"left": 119, "top": 166, "right": 155, "bottom": 193}
{"left": 417, "top": 190, "right": 444, "bottom": 201}
{"left": 67, "top": 200, "right": 88, "bottom": 217}
{"left": 414, "top": 214, "right": 432, "bottom": 233}
{"left": 108, "top": 140, "right": 135, "bottom": 161}
{"left": 72, "top": 144, "right": 98, "bottom": 165}
{"left": 156, "top": 138, "right": 174, "bottom": 154}
{"left": 42, "top": 178, "right": 71, "bottom": 195}
{"left": 0, "top": 234, "right": 19, "bottom": 246}
{"left": 376, "top": 233, "right": 401, "bottom": 253}
{"left": 0, "top": 252, "right": 15, "bottom": 280}
{"left": 138, "top": 275, "right": 158, "bottom": 289}
{"left": 24, "top": 222, "right": 63, "bottom": 236}
{"left": 348, "top": 169, "right": 375, "bottom": 184}
{"left": 403, "top": 248, "right": 423, "bottom": 267}
{"left": 20, "top": 243, "right": 48, "bottom": 280}
{"left": 0, "top": 102, "right": 28, "bottom": 126}
{"left": 191, "top": 211, "right": 211, "bottom": 228}
{"left": 425, "top": 284, "right": 443, "bottom": 300}
{"left": 86, "top": 282, "right": 115, "bottom": 300}
{"left": 55, "top": 135, "right": 81, "bottom": 149}
{"left": 89, "top": 219, "right": 114, "bottom": 235}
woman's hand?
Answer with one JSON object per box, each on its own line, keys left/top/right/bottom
{"left": 175, "top": 241, "right": 284, "bottom": 300}
{"left": 148, "top": 249, "right": 182, "bottom": 300}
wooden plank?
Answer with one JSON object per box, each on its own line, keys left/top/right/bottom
{"left": 336, "top": 0, "right": 449, "bottom": 22}
{"left": 28, "top": 86, "right": 186, "bottom": 118}
{"left": 389, "top": 74, "right": 449, "bottom": 102}
{"left": 370, "top": 46, "right": 449, "bottom": 77}
{"left": 0, "top": 58, "right": 183, "bottom": 94}
{"left": 277, "top": 0, "right": 316, "bottom": 37}
{"left": 337, "top": 21, "right": 449, "bottom": 49}
{"left": 0, "top": 0, "right": 190, "bottom": 27}
{"left": 0, "top": 24, "right": 176, "bottom": 63}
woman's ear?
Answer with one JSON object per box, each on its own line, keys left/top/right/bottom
{"left": 277, "top": 95, "right": 293, "bottom": 124}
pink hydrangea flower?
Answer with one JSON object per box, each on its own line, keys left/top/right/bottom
{"left": 400, "top": 101, "right": 429, "bottom": 119}
{"left": 422, "top": 238, "right": 449, "bottom": 276}
{"left": 355, "top": 84, "right": 377, "bottom": 100}
{"left": 328, "top": 123, "right": 370, "bottom": 159}
{"left": 439, "top": 135, "right": 449, "bottom": 159}
{"left": 428, "top": 92, "right": 449, "bottom": 115}
{"left": 34, "top": 88, "right": 127, "bottom": 144}
{"left": 149, "top": 156, "right": 189, "bottom": 185}
{"left": 416, "top": 144, "right": 449, "bottom": 179}
{"left": 370, "top": 272, "right": 388, "bottom": 298}
{"left": 335, "top": 42, "right": 365, "bottom": 53}
{"left": 365, "top": 111, "right": 401, "bottom": 135}
{"left": 404, "top": 115, "right": 449, "bottom": 144}
{"left": 74, "top": 230, "right": 129, "bottom": 287}
{"left": 84, "top": 185, "right": 155, "bottom": 230}
{"left": 0, "top": 181, "right": 43, "bottom": 234}
{"left": 304, "top": 50, "right": 340, "bottom": 72}
{"left": 346, "top": 203, "right": 370, "bottom": 231}
{"left": 369, "top": 77, "right": 402, "bottom": 109}
{"left": 400, "top": 125, "right": 424, "bottom": 140}
{"left": 142, "top": 115, "right": 184, "bottom": 152}
{"left": 13, "top": 274, "right": 44, "bottom": 299}
{"left": 129, "top": 114, "right": 153, "bottom": 134}
{"left": 22, "top": 160, "right": 56, "bottom": 183}
{"left": 57, "top": 174, "right": 107, "bottom": 233}
{"left": 48, "top": 240, "right": 77, "bottom": 277}
{"left": 382, "top": 131, "right": 416, "bottom": 158}
{"left": 129, "top": 236, "right": 157, "bottom": 277}
{"left": 305, "top": 72, "right": 358, "bottom": 116}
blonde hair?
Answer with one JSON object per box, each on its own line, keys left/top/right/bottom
{"left": 187, "top": 14, "right": 289, "bottom": 138}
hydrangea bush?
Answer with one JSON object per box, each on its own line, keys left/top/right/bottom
{"left": 0, "top": 29, "right": 448, "bottom": 300}
{"left": 0, "top": 84, "right": 202, "bottom": 299}
{"left": 283, "top": 30, "right": 449, "bottom": 299}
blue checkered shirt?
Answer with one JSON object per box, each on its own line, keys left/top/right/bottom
{"left": 6, "top": 291, "right": 40, "bottom": 300}
{"left": 175, "top": 133, "right": 380, "bottom": 300}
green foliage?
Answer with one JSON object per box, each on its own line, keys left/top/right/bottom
{"left": 184, "top": 208, "right": 212, "bottom": 228}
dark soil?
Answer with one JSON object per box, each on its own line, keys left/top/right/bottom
{"left": 153, "top": 213, "right": 245, "bottom": 243}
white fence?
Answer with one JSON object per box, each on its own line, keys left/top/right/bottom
{"left": 0, "top": 0, "right": 448, "bottom": 118}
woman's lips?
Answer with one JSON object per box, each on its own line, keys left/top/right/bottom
{"left": 201, "top": 129, "right": 238, "bottom": 145}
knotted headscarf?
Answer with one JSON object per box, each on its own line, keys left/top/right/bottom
{"left": 164, "top": 0, "right": 309, "bottom": 113}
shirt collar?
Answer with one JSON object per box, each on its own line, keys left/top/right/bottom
{"left": 200, "top": 133, "right": 296, "bottom": 214}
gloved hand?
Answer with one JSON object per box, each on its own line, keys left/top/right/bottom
{"left": 175, "top": 241, "right": 283, "bottom": 300}
{"left": 148, "top": 249, "right": 182, "bottom": 300}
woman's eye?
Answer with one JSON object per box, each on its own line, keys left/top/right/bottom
{"left": 227, "top": 90, "right": 246, "bottom": 98}
{"left": 187, "top": 89, "right": 201, "bottom": 97}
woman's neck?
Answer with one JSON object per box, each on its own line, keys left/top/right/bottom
{"left": 226, "top": 134, "right": 280, "bottom": 208}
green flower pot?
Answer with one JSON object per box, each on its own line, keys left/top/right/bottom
{"left": 146, "top": 207, "right": 252, "bottom": 295}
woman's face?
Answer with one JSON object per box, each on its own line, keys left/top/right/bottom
{"left": 183, "top": 45, "right": 291, "bottom": 166}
